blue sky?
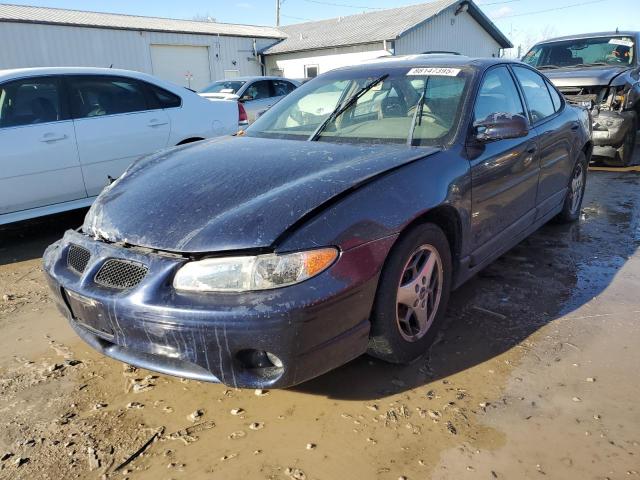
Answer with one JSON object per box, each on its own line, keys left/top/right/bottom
{"left": 7, "top": 0, "right": 640, "bottom": 55}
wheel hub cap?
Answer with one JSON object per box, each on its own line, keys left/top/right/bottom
{"left": 395, "top": 244, "right": 443, "bottom": 342}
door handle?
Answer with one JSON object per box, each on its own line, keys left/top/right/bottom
{"left": 571, "top": 124, "right": 580, "bottom": 131}
{"left": 40, "top": 133, "right": 67, "bottom": 143}
{"left": 148, "top": 119, "right": 168, "bottom": 127}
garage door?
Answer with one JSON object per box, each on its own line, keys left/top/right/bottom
{"left": 150, "top": 45, "right": 211, "bottom": 91}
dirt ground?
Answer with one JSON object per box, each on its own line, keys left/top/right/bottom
{"left": 1, "top": 162, "right": 639, "bottom": 479}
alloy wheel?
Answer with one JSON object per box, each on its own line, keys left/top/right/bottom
{"left": 569, "top": 162, "right": 585, "bottom": 215}
{"left": 395, "top": 244, "right": 443, "bottom": 342}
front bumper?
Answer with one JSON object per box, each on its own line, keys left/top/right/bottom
{"left": 591, "top": 109, "right": 635, "bottom": 150}
{"left": 43, "top": 230, "right": 395, "bottom": 388}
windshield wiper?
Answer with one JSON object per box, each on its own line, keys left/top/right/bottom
{"left": 407, "top": 77, "right": 430, "bottom": 146}
{"left": 308, "top": 74, "right": 388, "bottom": 141}
{"left": 537, "top": 64, "right": 562, "bottom": 70}
{"left": 570, "top": 62, "right": 609, "bottom": 68}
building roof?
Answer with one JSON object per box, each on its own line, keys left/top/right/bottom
{"left": 263, "top": 0, "right": 512, "bottom": 55}
{"left": 0, "top": 3, "right": 285, "bottom": 39}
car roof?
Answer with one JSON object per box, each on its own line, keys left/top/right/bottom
{"left": 535, "top": 31, "right": 639, "bottom": 44}
{"left": 0, "top": 66, "right": 162, "bottom": 83}
{"left": 338, "top": 54, "right": 514, "bottom": 72}
{"left": 213, "top": 76, "right": 297, "bottom": 82}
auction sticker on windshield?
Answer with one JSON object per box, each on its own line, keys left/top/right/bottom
{"left": 407, "top": 67, "right": 461, "bottom": 76}
{"left": 609, "top": 38, "right": 634, "bottom": 47}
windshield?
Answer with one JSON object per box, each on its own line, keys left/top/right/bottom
{"left": 200, "top": 80, "right": 246, "bottom": 94}
{"left": 523, "top": 36, "right": 635, "bottom": 68}
{"left": 245, "top": 67, "right": 470, "bottom": 146}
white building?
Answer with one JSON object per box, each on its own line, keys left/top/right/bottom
{"left": 263, "top": 0, "right": 512, "bottom": 78}
{"left": 0, "top": 4, "right": 284, "bottom": 90}
{"left": 0, "top": 0, "right": 511, "bottom": 88}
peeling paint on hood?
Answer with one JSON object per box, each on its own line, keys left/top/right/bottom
{"left": 83, "top": 136, "right": 439, "bottom": 253}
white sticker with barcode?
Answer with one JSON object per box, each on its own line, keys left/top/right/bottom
{"left": 407, "top": 67, "right": 461, "bottom": 76}
{"left": 609, "top": 38, "right": 634, "bottom": 47}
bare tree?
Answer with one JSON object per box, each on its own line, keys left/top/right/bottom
{"left": 192, "top": 13, "right": 217, "bottom": 22}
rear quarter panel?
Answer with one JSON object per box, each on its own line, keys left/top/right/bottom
{"left": 167, "top": 93, "right": 238, "bottom": 144}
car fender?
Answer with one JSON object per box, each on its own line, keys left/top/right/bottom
{"left": 276, "top": 150, "right": 472, "bottom": 258}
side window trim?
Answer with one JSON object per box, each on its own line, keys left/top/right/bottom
{"left": 68, "top": 74, "right": 153, "bottom": 120}
{"left": 509, "top": 65, "right": 561, "bottom": 127}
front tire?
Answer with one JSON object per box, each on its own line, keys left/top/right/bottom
{"left": 616, "top": 116, "right": 637, "bottom": 167}
{"left": 368, "top": 223, "right": 452, "bottom": 364}
{"left": 555, "top": 151, "right": 587, "bottom": 223}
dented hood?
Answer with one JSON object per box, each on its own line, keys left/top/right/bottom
{"left": 544, "top": 65, "right": 630, "bottom": 87}
{"left": 83, "top": 136, "right": 438, "bottom": 253}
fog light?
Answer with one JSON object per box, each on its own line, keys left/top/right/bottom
{"left": 266, "top": 352, "right": 283, "bottom": 368}
{"left": 236, "top": 349, "right": 284, "bottom": 370}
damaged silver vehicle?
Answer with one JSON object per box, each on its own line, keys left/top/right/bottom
{"left": 524, "top": 31, "right": 640, "bottom": 165}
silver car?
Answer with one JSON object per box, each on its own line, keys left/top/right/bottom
{"left": 199, "top": 76, "right": 300, "bottom": 123}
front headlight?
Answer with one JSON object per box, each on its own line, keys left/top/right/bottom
{"left": 173, "top": 247, "right": 339, "bottom": 293}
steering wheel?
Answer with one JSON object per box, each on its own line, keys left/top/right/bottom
{"left": 407, "top": 104, "right": 447, "bottom": 128}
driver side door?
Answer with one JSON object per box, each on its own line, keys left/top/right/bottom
{"left": 466, "top": 65, "right": 540, "bottom": 265}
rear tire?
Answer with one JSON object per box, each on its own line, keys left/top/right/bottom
{"left": 555, "top": 151, "right": 587, "bottom": 223}
{"left": 368, "top": 223, "right": 452, "bottom": 364}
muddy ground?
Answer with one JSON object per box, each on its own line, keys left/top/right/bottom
{"left": 1, "top": 164, "right": 639, "bottom": 479}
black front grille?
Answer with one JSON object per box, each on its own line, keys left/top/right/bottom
{"left": 94, "top": 259, "right": 148, "bottom": 290}
{"left": 67, "top": 245, "right": 91, "bottom": 274}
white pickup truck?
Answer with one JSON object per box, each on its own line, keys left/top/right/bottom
{"left": 0, "top": 67, "right": 242, "bottom": 225}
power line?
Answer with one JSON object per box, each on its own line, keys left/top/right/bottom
{"left": 281, "top": 13, "right": 314, "bottom": 21}
{"left": 300, "top": 0, "right": 383, "bottom": 10}
{"left": 496, "top": 0, "right": 609, "bottom": 18}
{"left": 479, "top": 0, "right": 525, "bottom": 5}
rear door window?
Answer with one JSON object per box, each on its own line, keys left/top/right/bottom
{"left": 69, "top": 76, "right": 150, "bottom": 119}
{"left": 0, "top": 77, "right": 63, "bottom": 128}
{"left": 146, "top": 83, "right": 182, "bottom": 109}
{"left": 512, "top": 66, "right": 556, "bottom": 123}
{"left": 545, "top": 79, "right": 563, "bottom": 112}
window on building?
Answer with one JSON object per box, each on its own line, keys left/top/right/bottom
{"left": 305, "top": 65, "right": 319, "bottom": 78}
{"left": 0, "top": 77, "right": 63, "bottom": 128}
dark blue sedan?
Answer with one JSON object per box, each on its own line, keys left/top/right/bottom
{"left": 43, "top": 56, "right": 592, "bottom": 388}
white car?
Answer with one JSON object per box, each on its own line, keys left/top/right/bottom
{"left": 199, "top": 76, "right": 300, "bottom": 123}
{"left": 0, "top": 67, "right": 242, "bottom": 225}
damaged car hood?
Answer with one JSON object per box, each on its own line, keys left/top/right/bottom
{"left": 83, "top": 136, "right": 439, "bottom": 253}
{"left": 544, "top": 65, "right": 630, "bottom": 87}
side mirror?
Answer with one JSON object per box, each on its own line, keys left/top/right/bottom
{"left": 474, "top": 113, "right": 529, "bottom": 142}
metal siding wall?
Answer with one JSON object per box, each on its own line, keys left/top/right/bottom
{"left": 395, "top": 9, "right": 502, "bottom": 57}
{"left": 0, "top": 22, "right": 148, "bottom": 70}
{"left": 0, "top": 21, "right": 280, "bottom": 81}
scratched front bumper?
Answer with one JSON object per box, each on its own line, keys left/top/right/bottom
{"left": 43, "top": 230, "right": 389, "bottom": 388}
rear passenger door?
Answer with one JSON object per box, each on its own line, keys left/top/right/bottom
{"left": 511, "top": 66, "right": 575, "bottom": 218}
{"left": 68, "top": 75, "right": 171, "bottom": 196}
{"left": 0, "top": 76, "right": 85, "bottom": 215}
{"left": 467, "top": 65, "right": 540, "bottom": 261}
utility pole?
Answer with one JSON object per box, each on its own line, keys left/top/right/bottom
{"left": 276, "top": 0, "right": 281, "bottom": 26}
